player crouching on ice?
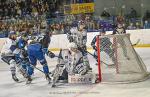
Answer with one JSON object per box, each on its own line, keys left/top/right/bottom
{"left": 50, "top": 42, "right": 98, "bottom": 87}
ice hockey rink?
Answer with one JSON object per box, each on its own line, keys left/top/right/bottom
{"left": 0, "top": 47, "right": 150, "bottom": 97}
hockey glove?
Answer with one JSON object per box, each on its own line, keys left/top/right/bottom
{"left": 47, "top": 51, "right": 55, "bottom": 58}
{"left": 21, "top": 49, "right": 28, "bottom": 58}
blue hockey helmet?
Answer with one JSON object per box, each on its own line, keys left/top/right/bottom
{"left": 71, "top": 21, "right": 78, "bottom": 27}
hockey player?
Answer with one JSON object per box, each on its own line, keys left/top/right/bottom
{"left": 76, "top": 23, "right": 88, "bottom": 56}
{"left": 51, "top": 42, "right": 90, "bottom": 87}
{"left": 26, "top": 39, "right": 52, "bottom": 84}
{"left": 113, "top": 23, "right": 129, "bottom": 59}
{"left": 1, "top": 32, "right": 22, "bottom": 82}
{"left": 16, "top": 33, "right": 33, "bottom": 83}
{"left": 34, "top": 29, "right": 55, "bottom": 58}
{"left": 67, "top": 22, "right": 87, "bottom": 53}
{"left": 68, "top": 21, "right": 87, "bottom": 55}
{"left": 91, "top": 30, "right": 115, "bottom": 65}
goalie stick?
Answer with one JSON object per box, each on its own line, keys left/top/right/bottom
{"left": 30, "top": 64, "right": 46, "bottom": 74}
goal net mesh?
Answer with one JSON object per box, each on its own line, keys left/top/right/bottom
{"left": 96, "top": 34, "right": 150, "bottom": 83}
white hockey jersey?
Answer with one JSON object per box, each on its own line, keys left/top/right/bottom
{"left": 70, "top": 27, "right": 78, "bottom": 42}
{"left": 76, "top": 30, "right": 87, "bottom": 47}
{"left": 1, "top": 38, "right": 20, "bottom": 55}
{"left": 70, "top": 27, "right": 87, "bottom": 47}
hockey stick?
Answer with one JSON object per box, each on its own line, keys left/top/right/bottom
{"left": 132, "top": 39, "right": 140, "bottom": 46}
{"left": 87, "top": 51, "right": 112, "bottom": 66}
{"left": 16, "top": 56, "right": 46, "bottom": 74}
{"left": 30, "top": 55, "right": 60, "bottom": 74}
{"left": 30, "top": 64, "right": 45, "bottom": 74}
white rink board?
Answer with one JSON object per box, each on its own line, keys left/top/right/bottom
{"left": 0, "top": 29, "right": 150, "bottom": 50}
{"left": 50, "top": 29, "right": 150, "bottom": 49}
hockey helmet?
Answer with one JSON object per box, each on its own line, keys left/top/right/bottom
{"left": 71, "top": 21, "right": 78, "bottom": 27}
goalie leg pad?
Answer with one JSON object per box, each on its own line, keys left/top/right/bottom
{"left": 51, "top": 64, "right": 64, "bottom": 85}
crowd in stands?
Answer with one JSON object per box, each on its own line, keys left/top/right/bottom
{"left": 100, "top": 8, "right": 150, "bottom": 30}
{"left": 0, "top": 0, "right": 150, "bottom": 37}
{"left": 0, "top": 0, "right": 64, "bottom": 20}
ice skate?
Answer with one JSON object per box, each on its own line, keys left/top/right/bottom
{"left": 26, "top": 76, "right": 32, "bottom": 84}
{"left": 12, "top": 74, "right": 19, "bottom": 82}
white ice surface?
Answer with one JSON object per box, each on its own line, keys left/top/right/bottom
{"left": 0, "top": 48, "right": 150, "bottom": 97}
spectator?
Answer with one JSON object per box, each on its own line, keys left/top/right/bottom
{"left": 127, "top": 23, "right": 136, "bottom": 30}
{"left": 116, "top": 15, "right": 124, "bottom": 24}
{"left": 101, "top": 10, "right": 110, "bottom": 18}
{"left": 143, "top": 10, "right": 150, "bottom": 22}
{"left": 9, "top": 26, "right": 15, "bottom": 34}
{"left": 135, "top": 22, "right": 141, "bottom": 29}
{"left": 144, "top": 20, "right": 150, "bottom": 29}
{"left": 130, "top": 8, "right": 137, "bottom": 18}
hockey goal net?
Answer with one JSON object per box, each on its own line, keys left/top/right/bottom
{"left": 96, "top": 33, "right": 150, "bottom": 83}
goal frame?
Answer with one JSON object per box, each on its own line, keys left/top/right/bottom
{"left": 96, "top": 33, "right": 150, "bottom": 83}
